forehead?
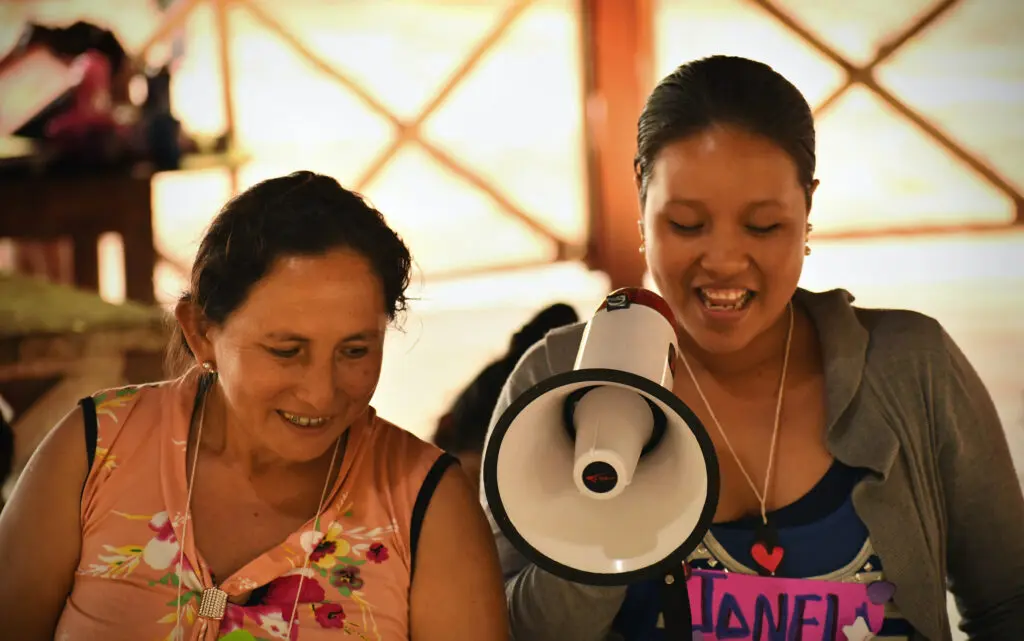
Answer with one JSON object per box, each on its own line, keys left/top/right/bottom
{"left": 648, "top": 125, "right": 801, "bottom": 201}
{"left": 226, "top": 249, "right": 386, "bottom": 334}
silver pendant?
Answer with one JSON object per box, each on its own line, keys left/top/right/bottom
{"left": 197, "top": 587, "right": 228, "bottom": 620}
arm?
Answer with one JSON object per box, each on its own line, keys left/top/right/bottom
{"left": 0, "top": 406, "right": 88, "bottom": 640}
{"left": 935, "top": 329, "right": 1024, "bottom": 640}
{"left": 481, "top": 337, "right": 627, "bottom": 641}
{"left": 410, "top": 465, "right": 509, "bottom": 641}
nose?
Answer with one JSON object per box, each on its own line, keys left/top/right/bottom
{"left": 699, "top": 228, "right": 750, "bottom": 278}
{"left": 294, "top": 360, "right": 337, "bottom": 412}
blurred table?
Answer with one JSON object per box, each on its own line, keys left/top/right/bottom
{"left": 0, "top": 149, "right": 156, "bottom": 304}
{"left": 0, "top": 272, "right": 168, "bottom": 493}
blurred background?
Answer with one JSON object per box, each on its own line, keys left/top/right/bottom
{"left": 0, "top": 1, "right": 1021, "bottom": 633}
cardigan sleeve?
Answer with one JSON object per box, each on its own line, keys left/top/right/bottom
{"left": 935, "top": 328, "right": 1024, "bottom": 640}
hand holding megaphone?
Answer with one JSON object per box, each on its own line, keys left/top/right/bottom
{"left": 483, "top": 287, "right": 720, "bottom": 586}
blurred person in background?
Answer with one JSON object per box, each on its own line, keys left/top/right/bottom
{"left": 0, "top": 171, "right": 508, "bottom": 641}
{"left": 482, "top": 55, "right": 1024, "bottom": 641}
{"left": 433, "top": 303, "right": 579, "bottom": 492}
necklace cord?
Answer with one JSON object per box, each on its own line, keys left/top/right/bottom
{"left": 677, "top": 303, "right": 794, "bottom": 525}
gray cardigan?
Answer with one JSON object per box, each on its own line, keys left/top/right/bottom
{"left": 480, "top": 288, "right": 1024, "bottom": 641}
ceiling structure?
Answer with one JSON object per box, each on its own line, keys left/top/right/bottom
{"left": 2, "top": 0, "right": 1019, "bottom": 297}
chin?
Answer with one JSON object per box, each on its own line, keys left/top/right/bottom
{"left": 685, "top": 327, "right": 758, "bottom": 355}
{"left": 678, "top": 299, "right": 781, "bottom": 359}
{"left": 267, "top": 412, "right": 348, "bottom": 462}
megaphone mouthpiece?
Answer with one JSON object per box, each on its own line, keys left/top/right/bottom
{"left": 571, "top": 386, "right": 654, "bottom": 500}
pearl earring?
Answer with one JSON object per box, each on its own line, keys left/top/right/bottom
{"left": 201, "top": 361, "right": 216, "bottom": 373}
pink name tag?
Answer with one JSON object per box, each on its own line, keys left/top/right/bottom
{"left": 685, "top": 569, "right": 885, "bottom": 640}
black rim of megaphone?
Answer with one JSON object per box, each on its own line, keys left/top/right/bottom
{"left": 483, "top": 367, "right": 720, "bottom": 587}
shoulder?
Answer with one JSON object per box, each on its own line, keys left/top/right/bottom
{"left": 360, "top": 413, "right": 458, "bottom": 568}
{"left": 87, "top": 380, "right": 176, "bottom": 445}
{"left": 854, "top": 306, "right": 947, "bottom": 356}
{"left": 89, "top": 381, "right": 159, "bottom": 421}
{"left": 510, "top": 321, "right": 587, "bottom": 385}
{"left": 362, "top": 413, "right": 453, "bottom": 505}
{"left": 368, "top": 413, "right": 445, "bottom": 470}
{"left": 803, "top": 288, "right": 952, "bottom": 367}
{"left": 851, "top": 304, "right": 963, "bottom": 386}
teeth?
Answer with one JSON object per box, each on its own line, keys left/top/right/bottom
{"left": 699, "top": 288, "right": 752, "bottom": 310}
{"left": 280, "top": 411, "right": 329, "bottom": 427}
{"left": 701, "top": 288, "right": 748, "bottom": 301}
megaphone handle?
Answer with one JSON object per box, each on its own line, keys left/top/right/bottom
{"left": 659, "top": 562, "right": 693, "bottom": 640}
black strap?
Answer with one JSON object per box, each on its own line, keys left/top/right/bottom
{"left": 79, "top": 397, "right": 98, "bottom": 472}
{"left": 660, "top": 562, "right": 694, "bottom": 640}
{"left": 409, "top": 452, "right": 459, "bottom": 576}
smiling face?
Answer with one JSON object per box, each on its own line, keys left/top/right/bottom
{"left": 184, "top": 248, "right": 388, "bottom": 464}
{"left": 641, "top": 124, "right": 813, "bottom": 355}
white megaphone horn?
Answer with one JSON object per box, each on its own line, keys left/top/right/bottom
{"left": 483, "top": 287, "right": 720, "bottom": 586}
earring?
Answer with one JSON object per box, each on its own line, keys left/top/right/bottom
{"left": 807, "top": 222, "right": 814, "bottom": 234}
{"left": 639, "top": 243, "right": 646, "bottom": 254}
{"left": 201, "top": 361, "right": 217, "bottom": 373}
{"left": 804, "top": 245, "right": 812, "bottom": 256}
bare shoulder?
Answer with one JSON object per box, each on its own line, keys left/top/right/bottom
{"left": 0, "top": 404, "right": 89, "bottom": 640}
{"left": 410, "top": 464, "right": 508, "bottom": 641}
{"left": 7, "top": 403, "right": 89, "bottom": 501}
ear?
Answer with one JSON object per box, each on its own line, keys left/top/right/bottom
{"left": 807, "top": 178, "right": 820, "bottom": 213}
{"left": 634, "top": 170, "right": 647, "bottom": 225}
{"left": 174, "top": 299, "right": 216, "bottom": 364}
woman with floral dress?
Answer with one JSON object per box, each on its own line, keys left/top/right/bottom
{"left": 0, "top": 171, "right": 509, "bottom": 641}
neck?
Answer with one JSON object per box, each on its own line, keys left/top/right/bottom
{"left": 679, "top": 304, "right": 795, "bottom": 380}
{"left": 197, "top": 383, "right": 333, "bottom": 480}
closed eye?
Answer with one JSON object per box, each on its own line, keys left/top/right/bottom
{"left": 669, "top": 221, "right": 703, "bottom": 233}
{"left": 266, "top": 346, "right": 301, "bottom": 359}
{"left": 747, "top": 224, "right": 780, "bottom": 234}
{"left": 341, "top": 346, "right": 369, "bottom": 359}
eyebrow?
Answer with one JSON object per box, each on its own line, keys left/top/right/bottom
{"left": 264, "top": 330, "right": 381, "bottom": 343}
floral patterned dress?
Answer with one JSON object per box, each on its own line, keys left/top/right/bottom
{"left": 54, "top": 374, "right": 450, "bottom": 641}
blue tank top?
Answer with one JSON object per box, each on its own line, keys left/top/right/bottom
{"left": 612, "top": 461, "right": 916, "bottom": 640}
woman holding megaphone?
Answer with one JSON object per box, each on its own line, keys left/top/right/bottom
{"left": 481, "top": 56, "right": 1024, "bottom": 641}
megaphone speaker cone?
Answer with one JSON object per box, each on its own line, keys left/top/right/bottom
{"left": 483, "top": 368, "right": 719, "bottom": 586}
{"left": 484, "top": 288, "right": 719, "bottom": 586}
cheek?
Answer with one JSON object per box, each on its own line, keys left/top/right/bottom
{"left": 337, "top": 355, "right": 384, "bottom": 400}
{"left": 216, "top": 351, "right": 291, "bottom": 408}
{"left": 647, "top": 230, "right": 689, "bottom": 273}
{"left": 646, "top": 233, "right": 696, "bottom": 294}
{"left": 757, "top": 237, "right": 805, "bottom": 281}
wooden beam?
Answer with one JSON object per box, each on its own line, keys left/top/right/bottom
{"left": 580, "top": 0, "right": 652, "bottom": 289}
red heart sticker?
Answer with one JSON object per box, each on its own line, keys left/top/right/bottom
{"left": 751, "top": 542, "right": 784, "bottom": 574}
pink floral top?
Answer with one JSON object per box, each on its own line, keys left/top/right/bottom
{"left": 55, "top": 375, "right": 449, "bottom": 641}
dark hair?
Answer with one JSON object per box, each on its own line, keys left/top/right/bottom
{"left": 433, "top": 303, "right": 580, "bottom": 455}
{"left": 635, "top": 55, "right": 816, "bottom": 207}
{"left": 168, "top": 171, "right": 412, "bottom": 373}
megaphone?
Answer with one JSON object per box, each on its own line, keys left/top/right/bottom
{"left": 483, "top": 287, "right": 720, "bottom": 586}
